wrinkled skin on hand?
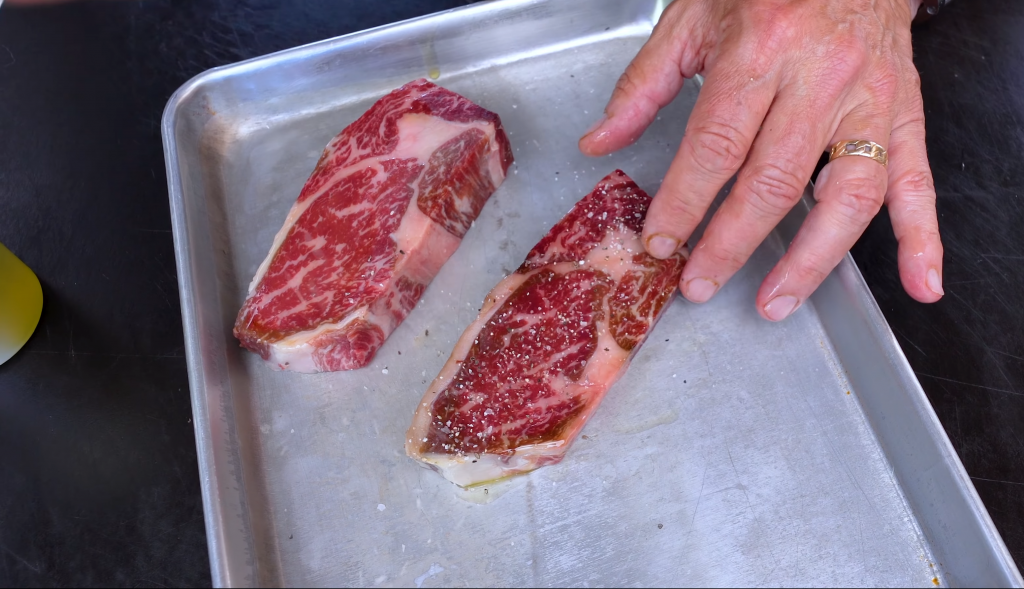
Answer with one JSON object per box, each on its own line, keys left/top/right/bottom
{"left": 580, "top": 0, "right": 942, "bottom": 321}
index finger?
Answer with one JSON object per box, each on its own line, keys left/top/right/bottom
{"left": 578, "top": 1, "right": 699, "bottom": 157}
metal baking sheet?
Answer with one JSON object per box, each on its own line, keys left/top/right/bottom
{"left": 161, "top": 0, "right": 1023, "bottom": 586}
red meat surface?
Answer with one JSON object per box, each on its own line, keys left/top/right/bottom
{"left": 234, "top": 79, "right": 513, "bottom": 372}
{"left": 406, "top": 170, "right": 686, "bottom": 487}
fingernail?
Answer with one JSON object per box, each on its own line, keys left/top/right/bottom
{"left": 926, "top": 268, "right": 944, "bottom": 296}
{"left": 684, "top": 277, "right": 719, "bottom": 304}
{"left": 646, "top": 234, "right": 680, "bottom": 259}
{"left": 582, "top": 115, "right": 608, "bottom": 139}
{"left": 764, "top": 295, "right": 800, "bottom": 322}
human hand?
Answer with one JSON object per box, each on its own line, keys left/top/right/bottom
{"left": 580, "top": 0, "right": 942, "bottom": 321}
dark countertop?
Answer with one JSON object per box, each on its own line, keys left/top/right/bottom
{"left": 0, "top": 0, "right": 1020, "bottom": 585}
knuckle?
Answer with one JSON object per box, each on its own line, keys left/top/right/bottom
{"left": 698, "top": 238, "right": 747, "bottom": 271}
{"left": 901, "top": 66, "right": 922, "bottom": 91}
{"left": 834, "top": 42, "right": 870, "bottom": 79}
{"left": 613, "top": 67, "right": 661, "bottom": 113}
{"left": 757, "top": 6, "right": 800, "bottom": 47}
{"left": 743, "top": 161, "right": 806, "bottom": 216}
{"left": 834, "top": 175, "right": 885, "bottom": 221}
{"left": 734, "top": 47, "right": 775, "bottom": 80}
{"left": 793, "top": 259, "right": 832, "bottom": 288}
{"left": 895, "top": 170, "right": 935, "bottom": 197}
{"left": 916, "top": 225, "right": 942, "bottom": 244}
{"left": 733, "top": 12, "right": 798, "bottom": 76}
{"left": 890, "top": 194, "right": 939, "bottom": 242}
{"left": 812, "top": 38, "right": 869, "bottom": 96}
{"left": 654, "top": 188, "right": 702, "bottom": 227}
{"left": 614, "top": 69, "right": 640, "bottom": 98}
{"left": 685, "top": 121, "right": 749, "bottom": 176}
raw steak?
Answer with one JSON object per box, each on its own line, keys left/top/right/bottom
{"left": 234, "top": 79, "right": 514, "bottom": 373}
{"left": 406, "top": 170, "right": 686, "bottom": 487}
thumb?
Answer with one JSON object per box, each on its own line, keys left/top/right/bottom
{"left": 579, "top": 1, "right": 708, "bottom": 157}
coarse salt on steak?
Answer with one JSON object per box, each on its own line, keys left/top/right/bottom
{"left": 406, "top": 170, "right": 686, "bottom": 487}
{"left": 234, "top": 79, "right": 513, "bottom": 373}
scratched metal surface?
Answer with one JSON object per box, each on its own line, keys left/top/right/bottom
{"left": 162, "top": 0, "right": 1022, "bottom": 586}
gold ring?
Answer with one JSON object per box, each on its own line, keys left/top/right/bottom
{"left": 828, "top": 139, "right": 888, "bottom": 167}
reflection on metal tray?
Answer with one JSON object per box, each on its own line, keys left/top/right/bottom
{"left": 162, "top": 0, "right": 1022, "bottom": 586}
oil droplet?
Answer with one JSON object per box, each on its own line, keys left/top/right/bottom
{"left": 421, "top": 36, "right": 441, "bottom": 80}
